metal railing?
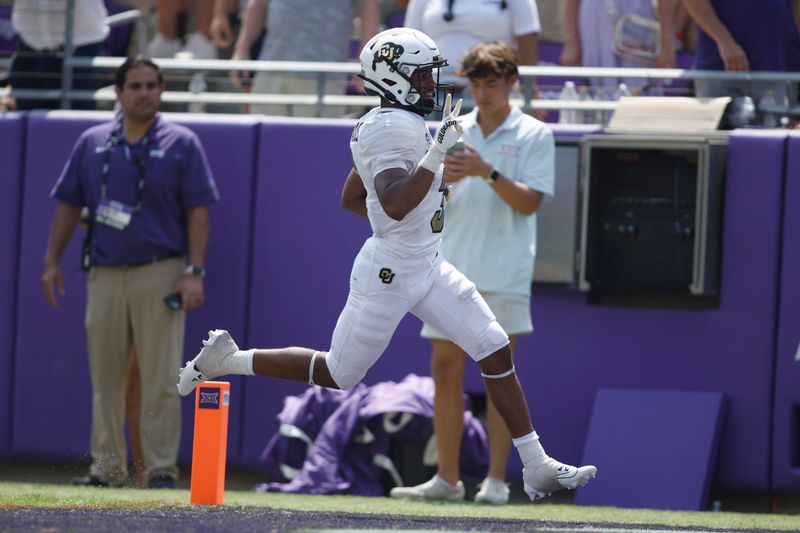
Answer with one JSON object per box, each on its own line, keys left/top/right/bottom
{"left": 0, "top": 2, "right": 797, "bottom": 118}
{"left": 2, "top": 54, "right": 798, "bottom": 117}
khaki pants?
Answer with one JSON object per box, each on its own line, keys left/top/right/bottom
{"left": 85, "top": 258, "right": 184, "bottom": 485}
{"left": 251, "top": 72, "right": 347, "bottom": 117}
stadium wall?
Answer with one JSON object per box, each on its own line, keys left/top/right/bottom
{"left": 1, "top": 112, "right": 795, "bottom": 493}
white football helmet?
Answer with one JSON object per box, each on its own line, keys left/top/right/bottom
{"left": 359, "top": 27, "right": 450, "bottom": 116}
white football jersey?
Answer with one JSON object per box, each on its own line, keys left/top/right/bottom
{"left": 350, "top": 107, "right": 446, "bottom": 259}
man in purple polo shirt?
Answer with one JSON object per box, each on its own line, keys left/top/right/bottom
{"left": 41, "top": 57, "right": 219, "bottom": 489}
{"left": 684, "top": 0, "right": 799, "bottom": 104}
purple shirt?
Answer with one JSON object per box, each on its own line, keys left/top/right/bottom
{"left": 695, "top": 0, "right": 796, "bottom": 72}
{"left": 52, "top": 114, "right": 219, "bottom": 266}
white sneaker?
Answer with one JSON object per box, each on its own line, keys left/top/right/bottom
{"left": 389, "top": 475, "right": 465, "bottom": 501}
{"left": 523, "top": 457, "right": 597, "bottom": 501}
{"left": 181, "top": 31, "right": 217, "bottom": 60}
{"left": 474, "top": 477, "right": 510, "bottom": 504}
{"left": 147, "top": 33, "right": 182, "bottom": 58}
{"left": 177, "top": 329, "right": 239, "bottom": 396}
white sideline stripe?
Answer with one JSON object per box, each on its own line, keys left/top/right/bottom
{"left": 537, "top": 528, "right": 711, "bottom": 533}
{"left": 304, "top": 524, "right": 708, "bottom": 533}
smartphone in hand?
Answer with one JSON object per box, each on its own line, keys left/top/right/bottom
{"left": 164, "top": 292, "right": 182, "bottom": 311}
{"left": 447, "top": 140, "right": 465, "bottom": 154}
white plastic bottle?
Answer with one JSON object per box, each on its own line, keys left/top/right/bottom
{"left": 558, "top": 81, "right": 579, "bottom": 124}
{"left": 188, "top": 73, "right": 207, "bottom": 113}
{"left": 614, "top": 82, "right": 632, "bottom": 101}
{"left": 578, "top": 85, "right": 594, "bottom": 124}
{"left": 595, "top": 87, "right": 610, "bottom": 124}
{"left": 759, "top": 90, "right": 778, "bottom": 128}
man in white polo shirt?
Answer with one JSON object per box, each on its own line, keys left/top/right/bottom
{"left": 391, "top": 40, "right": 555, "bottom": 504}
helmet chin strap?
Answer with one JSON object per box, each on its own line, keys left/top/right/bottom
{"left": 405, "top": 82, "right": 439, "bottom": 116}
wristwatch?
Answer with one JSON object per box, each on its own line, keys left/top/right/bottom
{"left": 484, "top": 168, "right": 500, "bottom": 185}
{"left": 184, "top": 265, "right": 206, "bottom": 277}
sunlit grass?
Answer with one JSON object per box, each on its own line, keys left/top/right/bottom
{"left": 1, "top": 482, "right": 798, "bottom": 531}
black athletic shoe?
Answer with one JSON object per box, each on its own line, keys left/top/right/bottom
{"left": 148, "top": 475, "right": 176, "bottom": 489}
{"left": 70, "top": 475, "right": 109, "bottom": 487}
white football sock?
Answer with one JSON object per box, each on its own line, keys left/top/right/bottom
{"left": 513, "top": 431, "right": 546, "bottom": 466}
{"left": 231, "top": 349, "right": 255, "bottom": 375}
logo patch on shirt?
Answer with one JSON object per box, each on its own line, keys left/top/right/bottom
{"left": 500, "top": 144, "right": 521, "bottom": 157}
{"left": 149, "top": 149, "right": 165, "bottom": 158}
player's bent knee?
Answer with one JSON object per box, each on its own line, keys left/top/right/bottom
{"left": 472, "top": 321, "right": 509, "bottom": 362}
{"left": 332, "top": 375, "right": 360, "bottom": 391}
{"left": 328, "top": 368, "right": 365, "bottom": 391}
{"left": 478, "top": 344, "right": 514, "bottom": 378}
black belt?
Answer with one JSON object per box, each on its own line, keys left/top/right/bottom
{"left": 122, "top": 251, "right": 183, "bottom": 267}
{"left": 19, "top": 40, "right": 63, "bottom": 55}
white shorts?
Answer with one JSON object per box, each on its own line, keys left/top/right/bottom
{"left": 421, "top": 291, "right": 532, "bottom": 340}
{"left": 325, "top": 237, "right": 509, "bottom": 390}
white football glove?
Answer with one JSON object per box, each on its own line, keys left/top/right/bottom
{"left": 420, "top": 93, "right": 463, "bottom": 173}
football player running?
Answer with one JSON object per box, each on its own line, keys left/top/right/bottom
{"left": 177, "top": 27, "right": 596, "bottom": 502}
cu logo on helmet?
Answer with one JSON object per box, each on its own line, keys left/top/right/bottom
{"left": 377, "top": 43, "right": 404, "bottom": 63}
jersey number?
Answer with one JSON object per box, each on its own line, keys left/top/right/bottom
{"left": 350, "top": 122, "right": 364, "bottom": 142}
{"left": 430, "top": 175, "right": 447, "bottom": 233}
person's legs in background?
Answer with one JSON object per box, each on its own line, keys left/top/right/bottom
{"left": 430, "top": 339, "right": 466, "bottom": 488}
{"left": 7, "top": 42, "right": 61, "bottom": 110}
{"left": 148, "top": 0, "right": 217, "bottom": 59}
{"left": 390, "top": 335, "right": 517, "bottom": 503}
{"left": 388, "top": 316, "right": 469, "bottom": 502}
{"left": 147, "top": 0, "right": 184, "bottom": 57}
{"left": 77, "top": 267, "right": 133, "bottom": 487}
{"left": 182, "top": 0, "right": 216, "bottom": 59}
{"left": 130, "top": 258, "right": 185, "bottom": 489}
{"left": 125, "top": 348, "right": 145, "bottom": 488}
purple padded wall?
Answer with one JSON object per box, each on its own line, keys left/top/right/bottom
{"left": 13, "top": 112, "right": 98, "bottom": 459}
{"left": 772, "top": 132, "right": 800, "bottom": 491}
{"left": 10, "top": 115, "right": 787, "bottom": 492}
{"left": 575, "top": 389, "right": 725, "bottom": 510}
{"left": 12, "top": 111, "right": 257, "bottom": 469}
{"left": 0, "top": 113, "right": 25, "bottom": 458}
{"left": 241, "top": 118, "right": 433, "bottom": 465}
{"left": 523, "top": 131, "right": 787, "bottom": 490}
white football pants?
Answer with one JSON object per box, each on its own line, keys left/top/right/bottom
{"left": 326, "top": 237, "right": 509, "bottom": 390}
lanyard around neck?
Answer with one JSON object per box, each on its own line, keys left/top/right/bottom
{"left": 100, "top": 121, "right": 150, "bottom": 211}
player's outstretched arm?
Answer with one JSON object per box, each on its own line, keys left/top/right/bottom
{"left": 341, "top": 167, "right": 368, "bottom": 218}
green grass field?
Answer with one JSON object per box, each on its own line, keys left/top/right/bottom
{"left": 2, "top": 481, "right": 799, "bottom": 531}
